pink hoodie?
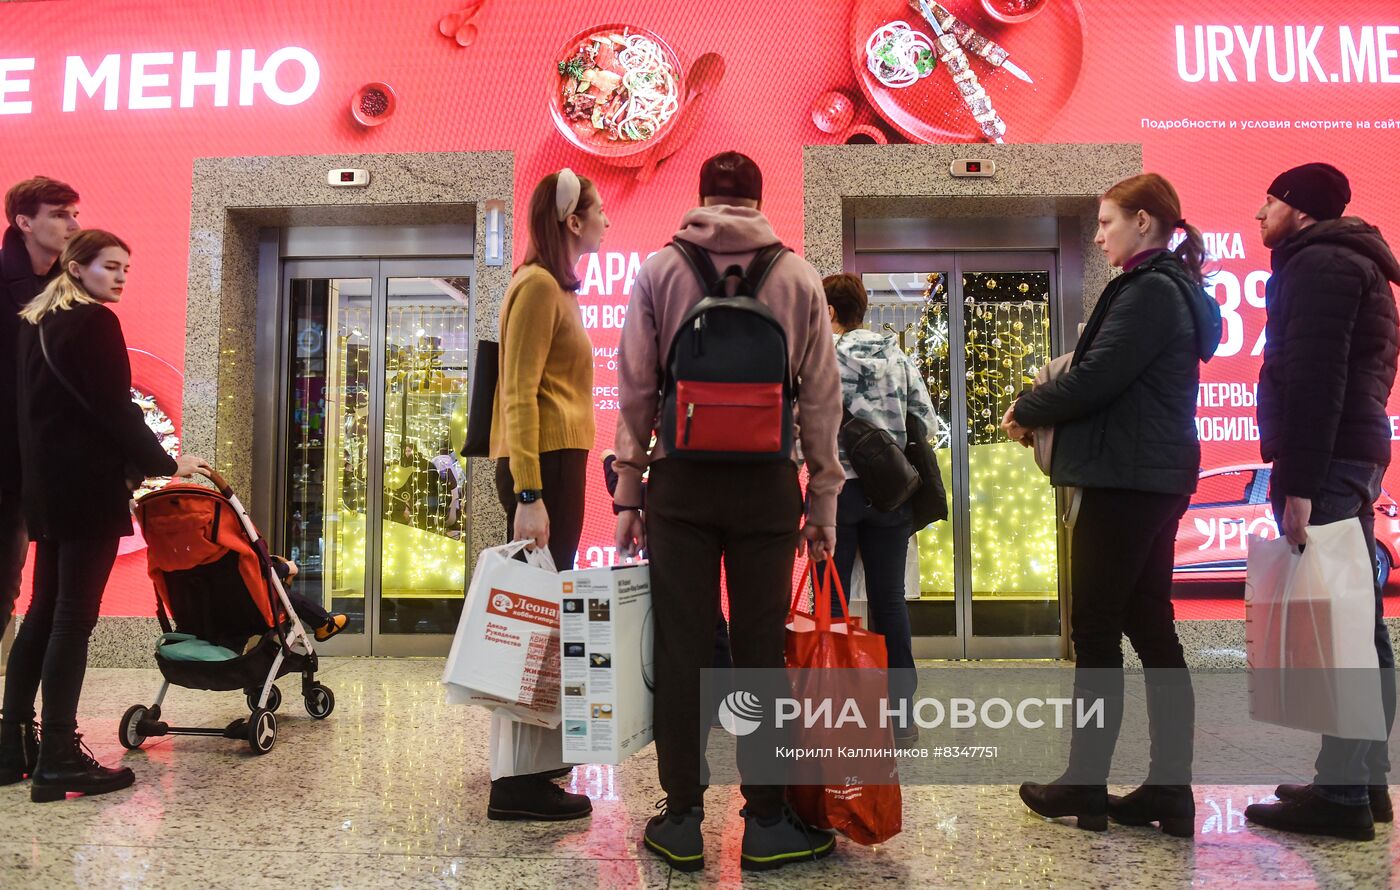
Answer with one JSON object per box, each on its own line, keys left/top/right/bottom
{"left": 613, "top": 205, "right": 844, "bottom": 526}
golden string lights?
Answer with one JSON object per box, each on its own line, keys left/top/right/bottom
{"left": 910, "top": 271, "right": 1060, "bottom": 598}
{"left": 288, "top": 294, "right": 474, "bottom": 624}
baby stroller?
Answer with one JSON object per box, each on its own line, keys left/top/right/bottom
{"left": 118, "top": 469, "right": 334, "bottom": 755}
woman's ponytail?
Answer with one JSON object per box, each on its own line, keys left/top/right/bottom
{"left": 1174, "top": 220, "right": 1207, "bottom": 287}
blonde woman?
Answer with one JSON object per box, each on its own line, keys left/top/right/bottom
{"left": 1, "top": 230, "right": 208, "bottom": 803}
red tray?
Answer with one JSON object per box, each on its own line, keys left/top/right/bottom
{"left": 849, "top": 0, "right": 1085, "bottom": 143}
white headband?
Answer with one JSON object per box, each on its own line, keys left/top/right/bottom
{"left": 555, "top": 168, "right": 581, "bottom": 222}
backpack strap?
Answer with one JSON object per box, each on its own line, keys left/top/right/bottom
{"left": 744, "top": 244, "right": 789, "bottom": 297}
{"left": 671, "top": 238, "right": 789, "bottom": 299}
{"left": 670, "top": 238, "right": 721, "bottom": 294}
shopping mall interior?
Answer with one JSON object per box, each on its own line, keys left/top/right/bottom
{"left": 4, "top": 0, "right": 1400, "bottom": 886}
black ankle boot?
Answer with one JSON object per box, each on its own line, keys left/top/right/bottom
{"left": 1019, "top": 781, "right": 1108, "bottom": 831}
{"left": 30, "top": 730, "right": 134, "bottom": 803}
{"left": 1108, "top": 784, "right": 1195, "bottom": 837}
{"left": 487, "top": 774, "right": 591, "bottom": 821}
{"left": 0, "top": 719, "right": 40, "bottom": 785}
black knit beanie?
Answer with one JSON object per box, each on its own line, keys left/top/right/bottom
{"left": 1267, "top": 163, "right": 1351, "bottom": 220}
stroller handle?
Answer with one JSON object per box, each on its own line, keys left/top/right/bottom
{"left": 196, "top": 467, "right": 236, "bottom": 499}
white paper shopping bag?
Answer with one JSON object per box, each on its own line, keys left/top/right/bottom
{"left": 1245, "top": 518, "right": 1386, "bottom": 741}
{"left": 443, "top": 684, "right": 559, "bottom": 729}
{"left": 443, "top": 541, "right": 562, "bottom": 723}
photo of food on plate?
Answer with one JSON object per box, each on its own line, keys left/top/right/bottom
{"left": 554, "top": 26, "right": 681, "bottom": 155}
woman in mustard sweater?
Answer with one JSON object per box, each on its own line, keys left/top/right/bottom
{"left": 485, "top": 169, "right": 607, "bottom": 821}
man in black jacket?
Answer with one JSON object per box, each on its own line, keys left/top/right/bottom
{"left": 1244, "top": 163, "right": 1400, "bottom": 842}
{"left": 0, "top": 178, "right": 80, "bottom": 644}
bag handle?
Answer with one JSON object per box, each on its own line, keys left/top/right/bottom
{"left": 493, "top": 538, "right": 559, "bottom": 573}
{"left": 799, "top": 559, "right": 851, "bottom": 632}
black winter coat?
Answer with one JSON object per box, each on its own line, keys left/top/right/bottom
{"left": 16, "top": 302, "right": 177, "bottom": 540}
{"left": 1258, "top": 218, "right": 1400, "bottom": 499}
{"left": 0, "top": 225, "right": 60, "bottom": 493}
{"left": 1013, "top": 251, "right": 1222, "bottom": 494}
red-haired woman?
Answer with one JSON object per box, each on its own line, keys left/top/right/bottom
{"left": 486, "top": 168, "right": 608, "bottom": 821}
{"left": 1003, "top": 173, "right": 1222, "bottom": 837}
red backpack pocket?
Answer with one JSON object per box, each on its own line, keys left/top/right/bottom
{"left": 675, "top": 381, "right": 783, "bottom": 453}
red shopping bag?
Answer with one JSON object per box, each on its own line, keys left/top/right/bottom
{"left": 785, "top": 560, "right": 902, "bottom": 845}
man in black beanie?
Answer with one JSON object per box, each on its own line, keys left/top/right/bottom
{"left": 1246, "top": 163, "right": 1400, "bottom": 840}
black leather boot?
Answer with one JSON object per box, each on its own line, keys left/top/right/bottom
{"left": 30, "top": 729, "right": 134, "bottom": 803}
{"left": 1020, "top": 670, "right": 1123, "bottom": 832}
{"left": 1108, "top": 785, "right": 1195, "bottom": 837}
{"left": 0, "top": 719, "right": 39, "bottom": 785}
{"left": 1019, "top": 780, "right": 1109, "bottom": 831}
{"left": 487, "top": 773, "right": 591, "bottom": 821}
{"left": 1276, "top": 783, "right": 1393, "bottom": 823}
{"left": 1109, "top": 674, "right": 1196, "bottom": 837}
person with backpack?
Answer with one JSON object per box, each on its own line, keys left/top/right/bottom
{"left": 614, "top": 152, "right": 844, "bottom": 873}
{"left": 824, "top": 273, "right": 941, "bottom": 746}
{"left": 1002, "top": 173, "right": 1221, "bottom": 837}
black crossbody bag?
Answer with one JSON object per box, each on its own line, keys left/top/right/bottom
{"left": 38, "top": 321, "right": 147, "bottom": 491}
{"left": 839, "top": 407, "right": 921, "bottom": 513}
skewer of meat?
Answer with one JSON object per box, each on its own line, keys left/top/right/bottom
{"left": 907, "top": 0, "right": 1034, "bottom": 83}
{"left": 918, "top": 0, "right": 1006, "bottom": 143}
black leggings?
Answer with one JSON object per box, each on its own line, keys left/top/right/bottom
{"left": 2, "top": 536, "right": 119, "bottom": 732}
{"left": 1070, "top": 488, "right": 1190, "bottom": 669}
{"left": 495, "top": 449, "right": 589, "bottom": 571}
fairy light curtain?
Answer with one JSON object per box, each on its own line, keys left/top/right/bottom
{"left": 908, "top": 270, "right": 1059, "bottom": 599}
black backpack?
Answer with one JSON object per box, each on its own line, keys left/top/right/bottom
{"left": 840, "top": 409, "right": 920, "bottom": 512}
{"left": 658, "top": 238, "right": 794, "bottom": 462}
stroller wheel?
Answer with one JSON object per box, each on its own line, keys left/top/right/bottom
{"left": 305, "top": 684, "right": 335, "bottom": 720}
{"left": 119, "top": 705, "right": 149, "bottom": 750}
{"left": 248, "top": 708, "right": 277, "bottom": 755}
{"left": 246, "top": 684, "right": 282, "bottom": 713}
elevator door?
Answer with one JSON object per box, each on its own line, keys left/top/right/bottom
{"left": 852, "top": 251, "right": 1067, "bottom": 659}
{"left": 278, "top": 258, "right": 474, "bottom": 656}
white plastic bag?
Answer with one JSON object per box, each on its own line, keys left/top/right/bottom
{"left": 488, "top": 709, "right": 568, "bottom": 781}
{"left": 443, "top": 541, "right": 561, "bottom": 726}
{"left": 1245, "top": 518, "right": 1386, "bottom": 741}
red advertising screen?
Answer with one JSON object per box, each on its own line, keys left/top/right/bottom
{"left": 1, "top": 0, "right": 1397, "bottom": 617}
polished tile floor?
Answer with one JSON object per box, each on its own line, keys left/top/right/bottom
{"left": 1, "top": 658, "right": 1397, "bottom": 889}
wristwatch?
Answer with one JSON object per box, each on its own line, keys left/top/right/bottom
{"left": 612, "top": 502, "right": 642, "bottom": 515}
{"left": 517, "top": 489, "right": 543, "bottom": 504}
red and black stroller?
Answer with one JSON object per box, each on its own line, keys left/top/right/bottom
{"left": 118, "top": 470, "right": 334, "bottom": 755}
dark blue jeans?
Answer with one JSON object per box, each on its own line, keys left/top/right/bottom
{"left": 1271, "top": 459, "right": 1398, "bottom": 807}
{"left": 831, "top": 479, "right": 916, "bottom": 726}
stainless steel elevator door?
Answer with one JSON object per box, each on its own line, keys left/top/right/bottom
{"left": 853, "top": 251, "right": 1068, "bottom": 659}
{"left": 277, "top": 258, "right": 474, "bottom": 657}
